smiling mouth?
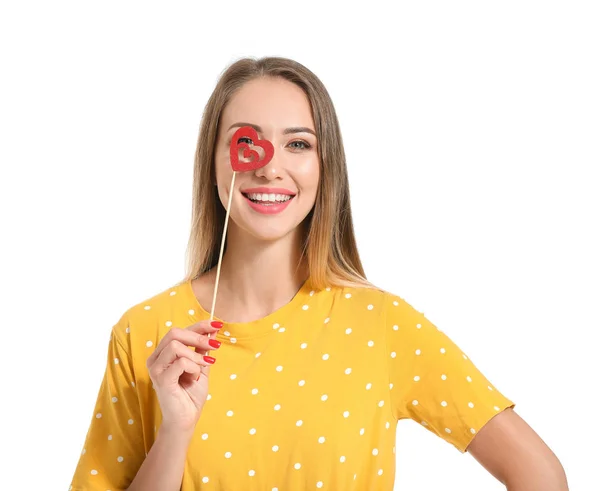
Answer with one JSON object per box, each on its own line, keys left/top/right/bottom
{"left": 241, "top": 192, "right": 295, "bottom": 205}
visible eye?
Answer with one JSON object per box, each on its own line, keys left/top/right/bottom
{"left": 237, "top": 136, "right": 253, "bottom": 145}
{"left": 288, "top": 140, "right": 311, "bottom": 150}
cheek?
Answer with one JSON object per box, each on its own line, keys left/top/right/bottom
{"left": 294, "top": 156, "right": 320, "bottom": 187}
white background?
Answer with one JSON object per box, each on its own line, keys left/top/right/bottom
{"left": 1, "top": 1, "right": 598, "bottom": 489}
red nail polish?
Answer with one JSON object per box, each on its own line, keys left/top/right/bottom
{"left": 203, "top": 355, "right": 216, "bottom": 364}
{"left": 208, "top": 339, "right": 221, "bottom": 349}
{"left": 210, "top": 321, "right": 223, "bottom": 328}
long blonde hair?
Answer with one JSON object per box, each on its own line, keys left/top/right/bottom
{"left": 180, "top": 56, "right": 378, "bottom": 292}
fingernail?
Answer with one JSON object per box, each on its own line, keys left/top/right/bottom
{"left": 210, "top": 321, "right": 223, "bottom": 328}
{"left": 204, "top": 355, "right": 216, "bottom": 364}
{"left": 208, "top": 339, "right": 221, "bottom": 349}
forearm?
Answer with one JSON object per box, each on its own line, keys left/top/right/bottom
{"left": 127, "top": 426, "right": 194, "bottom": 491}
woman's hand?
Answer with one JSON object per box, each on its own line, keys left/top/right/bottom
{"left": 145, "top": 319, "right": 223, "bottom": 433}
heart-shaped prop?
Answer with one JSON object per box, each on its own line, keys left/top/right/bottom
{"left": 230, "top": 126, "right": 274, "bottom": 172}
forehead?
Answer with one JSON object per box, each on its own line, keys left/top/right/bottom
{"left": 220, "top": 77, "right": 315, "bottom": 131}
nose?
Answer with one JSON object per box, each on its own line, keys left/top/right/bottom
{"left": 254, "top": 144, "right": 284, "bottom": 179}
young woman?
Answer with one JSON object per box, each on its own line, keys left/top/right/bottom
{"left": 70, "top": 57, "right": 568, "bottom": 491}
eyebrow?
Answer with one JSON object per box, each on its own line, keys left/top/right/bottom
{"left": 227, "top": 122, "right": 316, "bottom": 137}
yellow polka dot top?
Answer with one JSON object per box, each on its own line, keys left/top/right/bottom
{"left": 70, "top": 278, "right": 515, "bottom": 490}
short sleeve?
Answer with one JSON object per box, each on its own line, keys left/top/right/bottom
{"left": 384, "top": 292, "right": 516, "bottom": 453}
{"left": 69, "top": 313, "right": 145, "bottom": 490}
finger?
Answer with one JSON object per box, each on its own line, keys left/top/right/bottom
{"left": 158, "top": 357, "right": 202, "bottom": 386}
{"left": 151, "top": 339, "right": 213, "bottom": 379}
{"left": 147, "top": 322, "right": 220, "bottom": 367}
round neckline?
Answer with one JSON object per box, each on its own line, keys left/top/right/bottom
{"left": 182, "top": 275, "right": 315, "bottom": 339}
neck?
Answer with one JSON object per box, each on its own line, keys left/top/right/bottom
{"left": 209, "top": 224, "right": 309, "bottom": 317}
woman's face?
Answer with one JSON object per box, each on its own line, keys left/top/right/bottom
{"left": 214, "top": 77, "right": 320, "bottom": 242}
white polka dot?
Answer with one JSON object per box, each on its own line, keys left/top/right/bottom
{"left": 322, "top": 353, "right": 329, "bottom": 360}
{"left": 272, "top": 445, "right": 279, "bottom": 452}
{"left": 255, "top": 352, "right": 261, "bottom": 358}
{"left": 463, "top": 354, "right": 469, "bottom": 360}
{"left": 317, "top": 482, "right": 323, "bottom": 488}
{"left": 343, "top": 411, "right": 350, "bottom": 418}
{"left": 125, "top": 327, "right": 130, "bottom": 333}
{"left": 354, "top": 474, "right": 357, "bottom": 480}
{"left": 345, "top": 293, "right": 352, "bottom": 298}
{"left": 378, "top": 469, "right": 383, "bottom": 476}
{"left": 108, "top": 435, "right": 112, "bottom": 440}
{"left": 413, "top": 376, "right": 420, "bottom": 382}
{"left": 188, "top": 309, "right": 195, "bottom": 315}
{"left": 170, "top": 291, "right": 176, "bottom": 296}
{"left": 117, "top": 456, "right": 124, "bottom": 462}
{"left": 144, "top": 305, "right": 151, "bottom": 310}
{"left": 251, "top": 388, "right": 258, "bottom": 395}
{"left": 230, "top": 337, "right": 237, "bottom": 343}
{"left": 302, "top": 305, "right": 309, "bottom": 310}
{"left": 128, "top": 419, "right": 134, "bottom": 425}
{"left": 131, "top": 381, "right": 135, "bottom": 387}
{"left": 340, "top": 455, "right": 346, "bottom": 462}
{"left": 230, "top": 374, "right": 237, "bottom": 380}
{"left": 326, "top": 287, "right": 331, "bottom": 291}
{"left": 372, "top": 448, "right": 378, "bottom": 455}
{"left": 359, "top": 428, "right": 365, "bottom": 435}
{"left": 165, "top": 321, "right": 172, "bottom": 327}
{"left": 111, "top": 397, "right": 118, "bottom": 403}
{"left": 276, "top": 365, "right": 283, "bottom": 372}
{"left": 318, "top": 436, "right": 325, "bottom": 443}
{"left": 466, "top": 376, "right": 472, "bottom": 382}
{"left": 202, "top": 477, "right": 209, "bottom": 483}
{"left": 278, "top": 327, "right": 285, "bottom": 333}
{"left": 207, "top": 394, "right": 211, "bottom": 400}
{"left": 273, "top": 323, "right": 280, "bottom": 329}
{"left": 249, "top": 428, "right": 256, "bottom": 435}
{"left": 321, "top": 394, "right": 328, "bottom": 401}
{"left": 82, "top": 448, "right": 86, "bottom": 455}
{"left": 114, "top": 358, "right": 119, "bottom": 364}
{"left": 494, "top": 406, "right": 500, "bottom": 411}
{"left": 385, "top": 421, "right": 390, "bottom": 429}
{"left": 202, "top": 433, "right": 208, "bottom": 440}
{"left": 441, "top": 401, "right": 447, "bottom": 407}
{"left": 488, "top": 385, "right": 494, "bottom": 391}
{"left": 440, "top": 348, "right": 446, "bottom": 354}
{"left": 296, "top": 420, "right": 303, "bottom": 426}
{"left": 249, "top": 470, "right": 255, "bottom": 477}
{"left": 95, "top": 413, "right": 102, "bottom": 419}
{"left": 445, "top": 428, "right": 452, "bottom": 433}
{"left": 345, "top": 368, "right": 352, "bottom": 374}
{"left": 294, "top": 463, "right": 301, "bottom": 469}
{"left": 390, "top": 383, "right": 393, "bottom": 389}
{"left": 392, "top": 324, "right": 398, "bottom": 330}
{"left": 309, "top": 290, "right": 314, "bottom": 296}
{"left": 367, "top": 340, "right": 374, "bottom": 347}
{"left": 366, "top": 382, "right": 372, "bottom": 390}
{"left": 468, "top": 402, "right": 474, "bottom": 408}
{"left": 300, "top": 343, "right": 308, "bottom": 349}
{"left": 274, "top": 404, "right": 281, "bottom": 411}
{"left": 227, "top": 410, "right": 234, "bottom": 417}
{"left": 470, "top": 428, "right": 477, "bottom": 434}
{"left": 412, "top": 400, "right": 419, "bottom": 405}
{"left": 367, "top": 304, "right": 373, "bottom": 310}
{"left": 146, "top": 340, "right": 153, "bottom": 348}
{"left": 345, "top": 328, "right": 352, "bottom": 334}
{"left": 393, "top": 300, "right": 398, "bottom": 306}
{"left": 441, "top": 374, "right": 447, "bottom": 380}
{"left": 415, "top": 349, "right": 421, "bottom": 355}
{"left": 225, "top": 451, "right": 232, "bottom": 458}
{"left": 378, "top": 400, "right": 384, "bottom": 407}
{"left": 416, "top": 323, "right": 422, "bottom": 329}
{"left": 390, "top": 351, "right": 396, "bottom": 358}
{"left": 90, "top": 469, "right": 98, "bottom": 475}
{"left": 299, "top": 380, "right": 305, "bottom": 386}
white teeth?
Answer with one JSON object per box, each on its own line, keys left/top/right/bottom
{"left": 246, "top": 192, "right": 292, "bottom": 203}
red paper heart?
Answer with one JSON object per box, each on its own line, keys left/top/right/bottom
{"left": 230, "top": 126, "right": 274, "bottom": 172}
